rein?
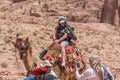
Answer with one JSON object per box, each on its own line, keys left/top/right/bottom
{"left": 15, "top": 39, "right": 30, "bottom": 59}
{"left": 46, "top": 43, "right": 86, "bottom": 80}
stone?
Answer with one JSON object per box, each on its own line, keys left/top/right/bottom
{"left": 101, "top": 0, "right": 118, "bottom": 25}
{"left": 11, "top": 0, "right": 27, "bottom": 3}
{"left": 113, "top": 9, "right": 120, "bottom": 26}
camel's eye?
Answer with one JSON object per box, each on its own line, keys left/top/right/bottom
{"left": 21, "top": 47, "right": 24, "bottom": 50}
{"left": 18, "top": 39, "right": 22, "bottom": 41}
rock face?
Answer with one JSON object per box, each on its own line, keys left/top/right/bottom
{"left": 0, "top": 0, "right": 120, "bottom": 79}
{"left": 0, "top": 0, "right": 104, "bottom": 23}
{"left": 11, "top": 0, "right": 27, "bottom": 3}
{"left": 117, "top": 0, "right": 120, "bottom": 26}
{"left": 114, "top": 9, "right": 119, "bottom": 26}
{"left": 2, "top": 0, "right": 120, "bottom": 26}
{"left": 101, "top": 0, "right": 119, "bottom": 26}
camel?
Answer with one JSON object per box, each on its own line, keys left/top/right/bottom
{"left": 13, "top": 34, "right": 37, "bottom": 77}
{"left": 40, "top": 43, "right": 87, "bottom": 80}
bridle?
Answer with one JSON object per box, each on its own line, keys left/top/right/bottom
{"left": 14, "top": 38, "right": 30, "bottom": 59}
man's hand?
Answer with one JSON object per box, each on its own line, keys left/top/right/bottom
{"left": 54, "top": 40, "right": 60, "bottom": 43}
{"left": 53, "top": 38, "right": 56, "bottom": 42}
{"left": 76, "top": 66, "right": 80, "bottom": 71}
{"left": 75, "top": 63, "right": 80, "bottom": 71}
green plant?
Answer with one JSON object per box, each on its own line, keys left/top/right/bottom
{"left": 1, "top": 63, "right": 8, "bottom": 68}
{"left": 44, "top": 22, "right": 49, "bottom": 26}
{"left": 86, "top": 32, "right": 91, "bottom": 36}
{"left": 118, "top": 43, "right": 120, "bottom": 45}
{"left": 45, "top": 32, "right": 50, "bottom": 35}
{"left": 50, "top": 35, "right": 53, "bottom": 39}
{"left": 34, "top": 57, "right": 38, "bottom": 62}
{"left": 4, "top": 36, "right": 10, "bottom": 43}
{"left": 84, "top": 47, "right": 89, "bottom": 52}
{"left": 79, "top": 31, "right": 83, "bottom": 34}
{"left": 33, "top": 32, "right": 37, "bottom": 36}
{"left": 39, "top": 36, "right": 44, "bottom": 39}
{"left": 91, "top": 45, "right": 100, "bottom": 50}
{"left": 7, "top": 28, "right": 14, "bottom": 34}
{"left": 8, "top": 58, "right": 13, "bottom": 61}
{"left": 30, "top": 40, "right": 33, "bottom": 45}
{"left": 1, "top": 14, "right": 6, "bottom": 20}
{"left": 110, "top": 67, "right": 115, "bottom": 70}
{"left": 101, "top": 46, "right": 104, "bottom": 49}
{"left": 103, "top": 35, "right": 106, "bottom": 38}
{"left": 84, "top": 47, "right": 92, "bottom": 53}
{"left": 2, "top": 47, "right": 6, "bottom": 50}
{"left": 40, "top": 46, "right": 44, "bottom": 49}
{"left": 12, "top": 48, "right": 16, "bottom": 53}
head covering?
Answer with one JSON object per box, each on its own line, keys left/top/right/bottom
{"left": 89, "top": 55, "right": 104, "bottom": 80}
{"left": 58, "top": 16, "right": 67, "bottom": 24}
{"left": 41, "top": 60, "right": 52, "bottom": 67}
{"left": 32, "top": 67, "right": 48, "bottom": 75}
{"left": 89, "top": 55, "right": 99, "bottom": 67}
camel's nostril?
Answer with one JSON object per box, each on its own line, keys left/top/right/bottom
{"left": 21, "top": 47, "right": 24, "bottom": 50}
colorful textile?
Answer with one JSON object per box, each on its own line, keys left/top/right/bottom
{"left": 32, "top": 67, "right": 48, "bottom": 75}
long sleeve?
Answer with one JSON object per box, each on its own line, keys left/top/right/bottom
{"left": 50, "top": 70, "right": 57, "bottom": 77}
{"left": 75, "top": 68, "right": 98, "bottom": 80}
{"left": 101, "top": 66, "right": 114, "bottom": 80}
{"left": 76, "top": 71, "right": 84, "bottom": 80}
{"left": 106, "top": 67, "right": 114, "bottom": 80}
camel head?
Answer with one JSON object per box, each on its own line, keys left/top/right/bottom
{"left": 13, "top": 34, "right": 30, "bottom": 59}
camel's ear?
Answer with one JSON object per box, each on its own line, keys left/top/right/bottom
{"left": 16, "top": 34, "right": 20, "bottom": 42}
{"left": 26, "top": 37, "right": 29, "bottom": 42}
{"left": 16, "top": 34, "right": 19, "bottom": 38}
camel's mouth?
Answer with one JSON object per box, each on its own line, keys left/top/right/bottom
{"left": 21, "top": 47, "right": 25, "bottom": 50}
{"left": 14, "top": 35, "right": 30, "bottom": 59}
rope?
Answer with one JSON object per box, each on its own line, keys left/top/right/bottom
{"left": 15, "top": 47, "right": 19, "bottom": 68}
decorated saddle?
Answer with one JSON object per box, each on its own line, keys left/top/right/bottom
{"left": 42, "top": 44, "right": 86, "bottom": 74}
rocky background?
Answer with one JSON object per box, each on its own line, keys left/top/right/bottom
{"left": 0, "top": 0, "right": 120, "bottom": 80}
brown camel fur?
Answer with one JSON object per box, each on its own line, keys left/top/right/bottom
{"left": 13, "top": 34, "right": 36, "bottom": 77}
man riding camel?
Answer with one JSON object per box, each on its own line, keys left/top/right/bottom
{"left": 53, "top": 16, "right": 77, "bottom": 67}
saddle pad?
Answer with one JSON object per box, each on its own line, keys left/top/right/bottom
{"left": 65, "top": 46, "right": 75, "bottom": 54}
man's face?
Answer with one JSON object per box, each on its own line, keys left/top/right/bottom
{"left": 60, "top": 22, "right": 65, "bottom": 27}
{"left": 45, "top": 66, "right": 51, "bottom": 73}
{"left": 36, "top": 74, "right": 42, "bottom": 80}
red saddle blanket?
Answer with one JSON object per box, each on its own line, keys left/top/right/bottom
{"left": 43, "top": 45, "right": 76, "bottom": 63}
{"left": 65, "top": 46, "right": 76, "bottom": 54}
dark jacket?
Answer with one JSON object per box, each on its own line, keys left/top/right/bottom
{"left": 42, "top": 73, "right": 58, "bottom": 80}
{"left": 55, "top": 17, "right": 77, "bottom": 41}
{"left": 55, "top": 25, "right": 70, "bottom": 42}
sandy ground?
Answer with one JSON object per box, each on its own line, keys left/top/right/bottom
{"left": 0, "top": 0, "right": 120, "bottom": 80}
